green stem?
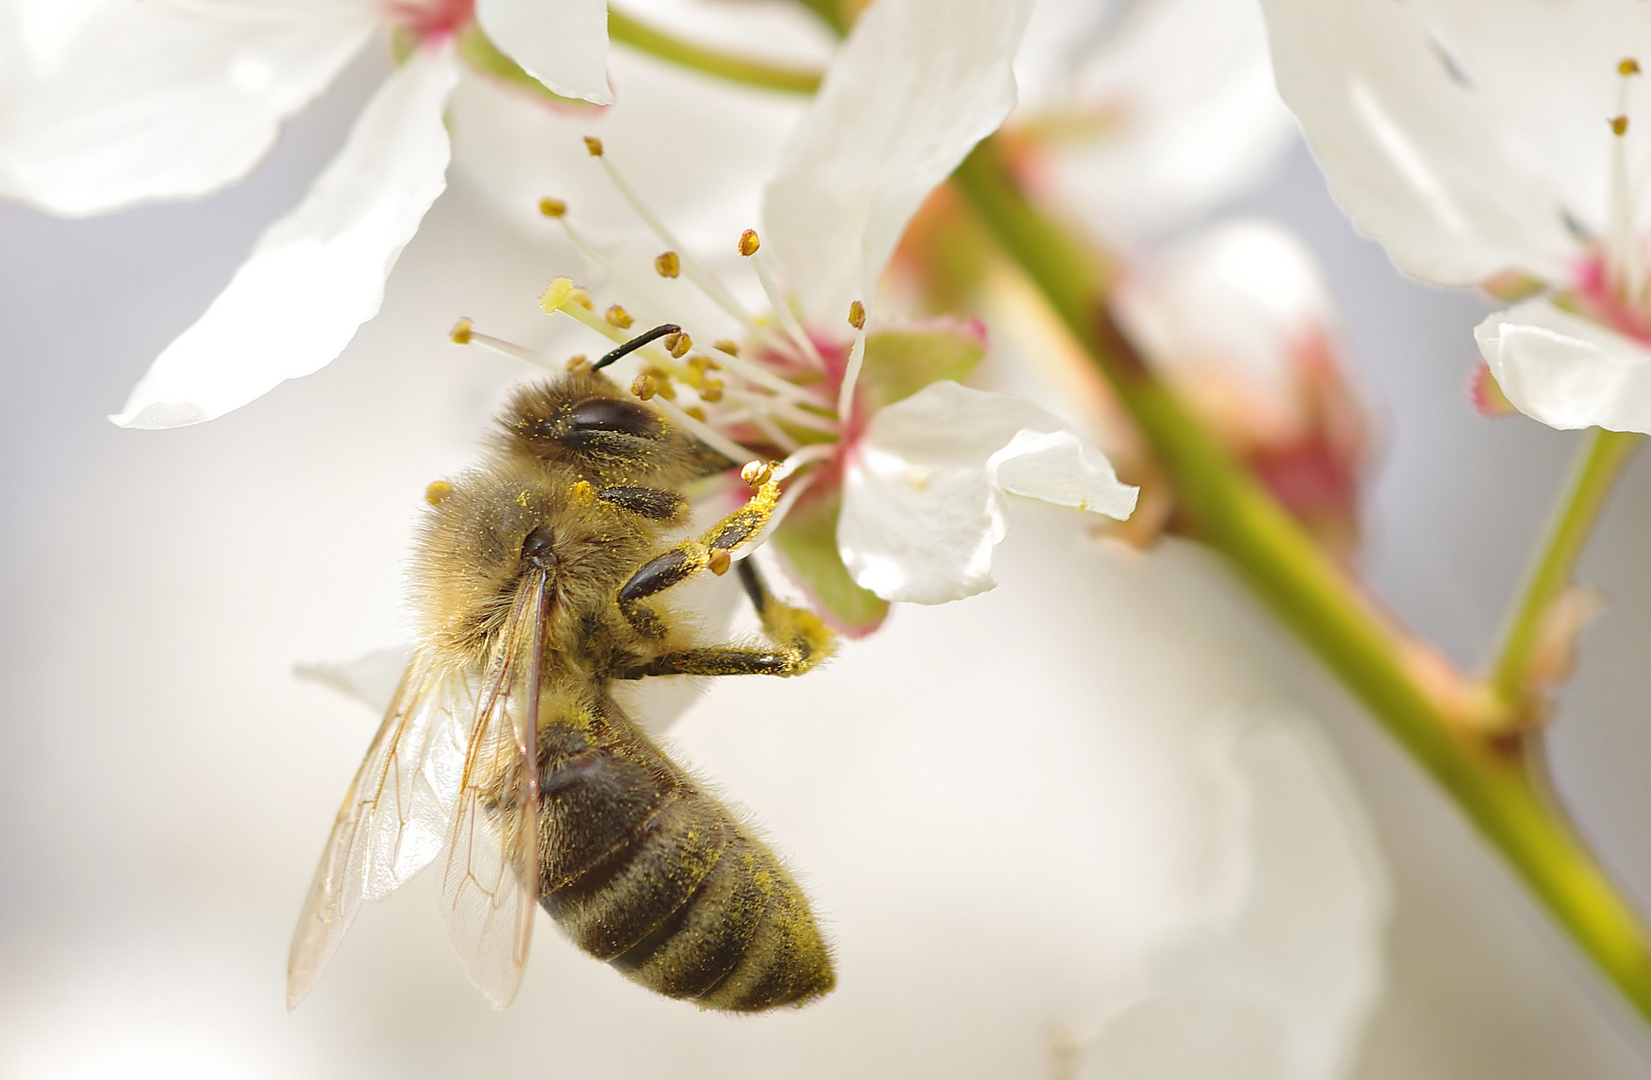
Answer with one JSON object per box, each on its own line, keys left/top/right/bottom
{"left": 608, "top": 8, "right": 823, "bottom": 94}
{"left": 1491, "top": 428, "right": 1641, "bottom": 703}
{"left": 952, "top": 134, "right": 1651, "bottom": 1028}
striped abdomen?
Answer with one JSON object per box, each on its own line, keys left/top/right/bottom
{"left": 536, "top": 701, "right": 833, "bottom": 1011}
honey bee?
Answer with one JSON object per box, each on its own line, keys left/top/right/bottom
{"left": 287, "top": 326, "right": 837, "bottom": 1012}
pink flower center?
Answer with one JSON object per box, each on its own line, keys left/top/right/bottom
{"left": 385, "top": 0, "right": 473, "bottom": 43}
{"left": 1572, "top": 252, "right": 1651, "bottom": 346}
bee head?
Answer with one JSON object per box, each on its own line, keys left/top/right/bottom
{"left": 492, "top": 372, "right": 730, "bottom": 483}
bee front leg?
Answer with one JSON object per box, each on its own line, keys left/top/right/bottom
{"left": 621, "top": 562, "right": 836, "bottom": 679}
{"left": 617, "top": 477, "right": 782, "bottom": 637}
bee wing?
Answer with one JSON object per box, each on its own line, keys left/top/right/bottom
{"left": 437, "top": 575, "right": 547, "bottom": 1008}
{"left": 287, "top": 649, "right": 469, "bottom": 1009}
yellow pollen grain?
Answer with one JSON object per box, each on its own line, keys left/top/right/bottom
{"left": 569, "top": 480, "right": 597, "bottom": 507}
{"left": 448, "top": 317, "right": 473, "bottom": 344}
{"left": 738, "top": 229, "right": 761, "bottom": 256}
{"left": 583, "top": 136, "right": 604, "bottom": 156}
{"left": 632, "top": 373, "right": 657, "bottom": 400}
{"left": 538, "top": 196, "right": 567, "bottom": 218}
{"left": 714, "top": 339, "right": 740, "bottom": 357}
{"left": 1622, "top": 57, "right": 1642, "bottom": 76}
{"left": 699, "top": 379, "right": 725, "bottom": 403}
{"left": 1613, "top": 114, "right": 1630, "bottom": 136}
{"left": 605, "top": 304, "right": 634, "bottom": 329}
{"left": 848, "top": 299, "right": 866, "bottom": 330}
{"left": 655, "top": 251, "right": 681, "bottom": 278}
{"left": 425, "top": 480, "right": 454, "bottom": 505}
{"left": 741, "top": 461, "right": 774, "bottom": 487}
{"left": 707, "top": 550, "right": 732, "bottom": 576}
{"left": 566, "top": 354, "right": 591, "bottom": 373}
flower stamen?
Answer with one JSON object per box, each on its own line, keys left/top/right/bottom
{"left": 740, "top": 231, "right": 827, "bottom": 369}
{"left": 836, "top": 300, "right": 869, "bottom": 423}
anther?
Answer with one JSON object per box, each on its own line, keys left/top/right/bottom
{"left": 449, "top": 317, "right": 473, "bottom": 345}
{"left": 583, "top": 136, "right": 604, "bottom": 156}
{"left": 664, "top": 330, "right": 693, "bottom": 359}
{"left": 570, "top": 286, "right": 594, "bottom": 310}
{"left": 1613, "top": 114, "right": 1630, "bottom": 136}
{"left": 565, "top": 354, "right": 591, "bottom": 373}
{"left": 684, "top": 405, "right": 707, "bottom": 421}
{"left": 655, "top": 251, "right": 681, "bottom": 278}
{"left": 714, "top": 339, "right": 740, "bottom": 357}
{"left": 699, "top": 379, "right": 725, "bottom": 403}
{"left": 707, "top": 550, "right": 732, "bottom": 576}
{"left": 632, "top": 373, "right": 658, "bottom": 400}
{"left": 1622, "top": 58, "right": 1642, "bottom": 76}
{"left": 538, "top": 196, "right": 568, "bottom": 218}
{"left": 848, "top": 300, "right": 866, "bottom": 330}
{"left": 605, "top": 304, "right": 634, "bottom": 329}
{"left": 593, "top": 323, "right": 681, "bottom": 371}
{"left": 738, "top": 229, "right": 761, "bottom": 256}
{"left": 425, "top": 480, "right": 454, "bottom": 505}
{"left": 742, "top": 461, "right": 774, "bottom": 487}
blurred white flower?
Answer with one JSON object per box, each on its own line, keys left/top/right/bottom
{"left": 0, "top": 0, "right": 614, "bottom": 429}
{"left": 1258, "top": 0, "right": 1651, "bottom": 433}
{"left": 1011, "top": 0, "right": 1296, "bottom": 242}
{"left": 1116, "top": 219, "right": 1368, "bottom": 555}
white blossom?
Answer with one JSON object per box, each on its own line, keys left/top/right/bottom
{"left": 1258, "top": 0, "right": 1651, "bottom": 433}
{"left": 0, "top": 0, "right": 614, "bottom": 428}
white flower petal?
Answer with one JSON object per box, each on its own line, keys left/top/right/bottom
{"left": 0, "top": 0, "right": 372, "bottom": 215}
{"left": 1030, "top": 0, "right": 1296, "bottom": 238}
{"left": 294, "top": 644, "right": 412, "bottom": 714}
{"left": 477, "top": 0, "right": 613, "bottom": 105}
{"left": 1258, "top": 0, "right": 1589, "bottom": 285}
{"left": 1082, "top": 716, "right": 1386, "bottom": 1080}
{"left": 839, "top": 381, "right": 1136, "bottom": 604}
{"left": 1475, "top": 299, "right": 1651, "bottom": 433}
{"left": 111, "top": 48, "right": 458, "bottom": 429}
{"left": 762, "top": 0, "right": 1035, "bottom": 321}
{"left": 989, "top": 429, "right": 1138, "bottom": 519}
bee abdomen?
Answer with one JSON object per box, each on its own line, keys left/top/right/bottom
{"left": 543, "top": 787, "right": 833, "bottom": 1011}
{"left": 609, "top": 824, "right": 834, "bottom": 1011}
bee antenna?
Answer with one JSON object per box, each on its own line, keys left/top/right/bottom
{"left": 593, "top": 324, "right": 681, "bottom": 371}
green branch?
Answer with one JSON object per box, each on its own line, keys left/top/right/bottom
{"left": 1491, "top": 428, "right": 1641, "bottom": 705}
{"left": 951, "top": 133, "right": 1651, "bottom": 1028}
{"left": 608, "top": 8, "right": 822, "bottom": 94}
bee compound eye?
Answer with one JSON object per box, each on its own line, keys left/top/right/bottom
{"left": 522, "top": 524, "right": 558, "bottom": 566}
{"left": 567, "top": 397, "right": 661, "bottom": 439}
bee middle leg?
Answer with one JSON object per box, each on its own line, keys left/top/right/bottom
{"left": 622, "top": 562, "right": 835, "bottom": 679}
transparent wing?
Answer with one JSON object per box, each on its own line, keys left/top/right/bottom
{"left": 437, "top": 575, "right": 547, "bottom": 1009}
{"left": 287, "top": 648, "right": 469, "bottom": 1009}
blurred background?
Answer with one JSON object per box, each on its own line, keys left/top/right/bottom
{"left": 3, "top": 28, "right": 1651, "bottom": 1080}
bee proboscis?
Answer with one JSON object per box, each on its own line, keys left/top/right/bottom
{"left": 288, "top": 341, "right": 836, "bottom": 1011}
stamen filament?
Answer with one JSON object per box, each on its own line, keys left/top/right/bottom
{"left": 738, "top": 469, "right": 822, "bottom": 555}
{"left": 593, "top": 152, "right": 761, "bottom": 331}
{"left": 746, "top": 411, "right": 802, "bottom": 454}
{"left": 462, "top": 331, "right": 561, "bottom": 371}
{"left": 649, "top": 395, "right": 760, "bottom": 463}
{"left": 835, "top": 314, "right": 868, "bottom": 422}
{"left": 773, "top": 441, "right": 838, "bottom": 481}
{"left": 707, "top": 344, "right": 829, "bottom": 404}
{"left": 747, "top": 249, "right": 827, "bottom": 369}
